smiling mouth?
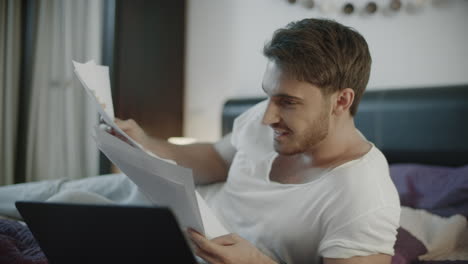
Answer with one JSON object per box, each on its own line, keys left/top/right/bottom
{"left": 273, "top": 129, "right": 290, "bottom": 140}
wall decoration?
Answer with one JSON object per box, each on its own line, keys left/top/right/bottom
{"left": 343, "top": 2, "right": 355, "bottom": 14}
{"left": 365, "top": 1, "right": 378, "bottom": 14}
{"left": 390, "top": 0, "right": 402, "bottom": 11}
{"left": 284, "top": 0, "right": 430, "bottom": 16}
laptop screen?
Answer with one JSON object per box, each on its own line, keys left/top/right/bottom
{"left": 16, "top": 201, "right": 197, "bottom": 264}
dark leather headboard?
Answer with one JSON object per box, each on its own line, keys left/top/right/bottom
{"left": 222, "top": 84, "right": 468, "bottom": 166}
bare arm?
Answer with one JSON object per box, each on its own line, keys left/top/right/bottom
{"left": 323, "top": 254, "right": 391, "bottom": 264}
{"left": 151, "top": 141, "right": 229, "bottom": 185}
{"left": 187, "top": 228, "right": 392, "bottom": 264}
{"left": 114, "top": 118, "right": 232, "bottom": 185}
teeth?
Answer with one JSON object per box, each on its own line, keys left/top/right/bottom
{"left": 274, "top": 130, "right": 287, "bottom": 136}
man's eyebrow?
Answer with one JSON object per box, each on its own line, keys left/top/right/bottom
{"left": 273, "top": 94, "right": 303, "bottom": 101}
{"left": 262, "top": 85, "right": 302, "bottom": 101}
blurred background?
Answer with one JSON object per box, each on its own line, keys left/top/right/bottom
{"left": 1, "top": 0, "right": 467, "bottom": 184}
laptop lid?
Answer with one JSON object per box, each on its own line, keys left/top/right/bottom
{"left": 15, "top": 201, "right": 197, "bottom": 264}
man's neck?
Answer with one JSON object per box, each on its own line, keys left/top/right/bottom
{"left": 301, "top": 118, "right": 371, "bottom": 169}
{"left": 270, "top": 118, "right": 370, "bottom": 184}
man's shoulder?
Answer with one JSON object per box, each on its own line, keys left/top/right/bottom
{"left": 230, "top": 100, "right": 274, "bottom": 157}
{"left": 321, "top": 145, "right": 399, "bottom": 212}
{"left": 326, "top": 144, "right": 389, "bottom": 182}
{"left": 232, "top": 99, "right": 269, "bottom": 130}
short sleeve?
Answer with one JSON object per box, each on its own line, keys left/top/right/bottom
{"left": 319, "top": 206, "right": 400, "bottom": 258}
{"left": 213, "top": 133, "right": 236, "bottom": 166}
{"left": 230, "top": 100, "right": 274, "bottom": 159}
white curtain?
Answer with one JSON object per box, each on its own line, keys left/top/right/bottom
{"left": 0, "top": 0, "right": 21, "bottom": 186}
{"left": 25, "top": 0, "right": 103, "bottom": 181}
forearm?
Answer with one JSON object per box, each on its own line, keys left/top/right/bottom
{"left": 188, "top": 231, "right": 279, "bottom": 264}
{"left": 145, "top": 138, "right": 229, "bottom": 185}
{"left": 114, "top": 118, "right": 229, "bottom": 184}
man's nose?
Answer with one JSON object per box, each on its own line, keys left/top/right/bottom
{"left": 262, "top": 101, "right": 280, "bottom": 126}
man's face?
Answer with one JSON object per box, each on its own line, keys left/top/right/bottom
{"left": 261, "top": 61, "right": 331, "bottom": 155}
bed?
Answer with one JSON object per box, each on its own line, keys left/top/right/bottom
{"left": 1, "top": 85, "right": 467, "bottom": 264}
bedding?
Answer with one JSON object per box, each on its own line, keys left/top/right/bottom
{"left": 1, "top": 164, "right": 466, "bottom": 264}
{"left": 393, "top": 227, "right": 428, "bottom": 264}
{"left": 390, "top": 164, "right": 468, "bottom": 218}
{"left": 0, "top": 219, "right": 46, "bottom": 264}
{"left": 394, "top": 207, "right": 467, "bottom": 264}
{"left": 390, "top": 164, "right": 468, "bottom": 264}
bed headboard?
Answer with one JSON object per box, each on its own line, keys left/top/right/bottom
{"left": 222, "top": 84, "right": 468, "bottom": 166}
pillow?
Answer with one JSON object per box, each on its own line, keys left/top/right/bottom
{"left": 390, "top": 164, "right": 468, "bottom": 218}
{"left": 0, "top": 219, "right": 48, "bottom": 264}
{"left": 389, "top": 164, "right": 468, "bottom": 264}
{"left": 399, "top": 207, "right": 466, "bottom": 261}
{"left": 392, "top": 227, "right": 427, "bottom": 264}
{"left": 393, "top": 207, "right": 468, "bottom": 264}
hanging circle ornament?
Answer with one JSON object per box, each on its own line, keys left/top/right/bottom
{"left": 303, "top": 0, "right": 315, "bottom": 9}
{"left": 365, "top": 1, "right": 378, "bottom": 14}
{"left": 389, "top": 0, "right": 402, "bottom": 11}
{"left": 343, "top": 3, "right": 354, "bottom": 15}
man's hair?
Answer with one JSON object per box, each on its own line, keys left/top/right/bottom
{"left": 263, "top": 18, "right": 371, "bottom": 116}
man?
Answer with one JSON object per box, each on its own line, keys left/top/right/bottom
{"left": 116, "top": 19, "right": 400, "bottom": 264}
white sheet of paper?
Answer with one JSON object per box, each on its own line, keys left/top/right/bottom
{"left": 74, "top": 60, "right": 229, "bottom": 239}
{"left": 73, "top": 60, "right": 175, "bottom": 164}
{"left": 195, "top": 192, "right": 230, "bottom": 239}
{"left": 94, "top": 126, "right": 229, "bottom": 239}
{"left": 94, "top": 126, "right": 204, "bottom": 234}
{"left": 73, "top": 60, "right": 114, "bottom": 118}
{"left": 73, "top": 60, "right": 142, "bottom": 149}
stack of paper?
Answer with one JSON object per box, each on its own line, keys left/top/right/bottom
{"left": 73, "top": 60, "right": 229, "bottom": 239}
{"left": 73, "top": 60, "right": 140, "bottom": 149}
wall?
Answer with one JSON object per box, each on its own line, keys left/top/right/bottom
{"left": 184, "top": 0, "right": 468, "bottom": 142}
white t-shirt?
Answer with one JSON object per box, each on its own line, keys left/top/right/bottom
{"left": 209, "top": 100, "right": 401, "bottom": 264}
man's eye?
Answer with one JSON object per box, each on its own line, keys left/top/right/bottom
{"left": 279, "top": 99, "right": 296, "bottom": 106}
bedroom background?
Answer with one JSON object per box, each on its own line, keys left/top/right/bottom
{"left": 0, "top": 0, "right": 103, "bottom": 185}
{"left": 184, "top": 0, "right": 468, "bottom": 142}
{"left": 1, "top": 0, "right": 468, "bottom": 183}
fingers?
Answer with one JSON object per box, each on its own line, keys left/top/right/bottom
{"left": 188, "top": 229, "right": 222, "bottom": 254}
{"left": 211, "top": 234, "right": 237, "bottom": 246}
{"left": 110, "top": 118, "right": 134, "bottom": 141}
{"left": 188, "top": 230, "right": 224, "bottom": 264}
{"left": 114, "top": 118, "right": 134, "bottom": 124}
{"left": 114, "top": 118, "right": 137, "bottom": 132}
{"left": 194, "top": 247, "right": 219, "bottom": 264}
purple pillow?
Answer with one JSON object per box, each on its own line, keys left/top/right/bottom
{"left": 0, "top": 219, "right": 48, "bottom": 264}
{"left": 391, "top": 223, "right": 468, "bottom": 264}
{"left": 390, "top": 164, "right": 468, "bottom": 218}
{"left": 413, "top": 260, "right": 468, "bottom": 264}
{"left": 391, "top": 227, "right": 427, "bottom": 264}
{"left": 389, "top": 164, "right": 468, "bottom": 264}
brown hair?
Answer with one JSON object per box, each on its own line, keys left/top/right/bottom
{"left": 263, "top": 18, "right": 371, "bottom": 116}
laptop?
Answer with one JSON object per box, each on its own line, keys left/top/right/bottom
{"left": 15, "top": 201, "right": 197, "bottom": 264}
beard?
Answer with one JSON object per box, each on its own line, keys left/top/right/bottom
{"left": 272, "top": 106, "right": 330, "bottom": 156}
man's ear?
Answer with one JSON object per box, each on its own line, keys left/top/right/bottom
{"left": 332, "top": 88, "right": 355, "bottom": 116}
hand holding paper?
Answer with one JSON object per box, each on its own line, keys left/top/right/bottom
{"left": 72, "top": 60, "right": 140, "bottom": 148}
{"left": 73, "top": 60, "right": 229, "bottom": 239}
{"left": 73, "top": 60, "right": 172, "bottom": 162}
